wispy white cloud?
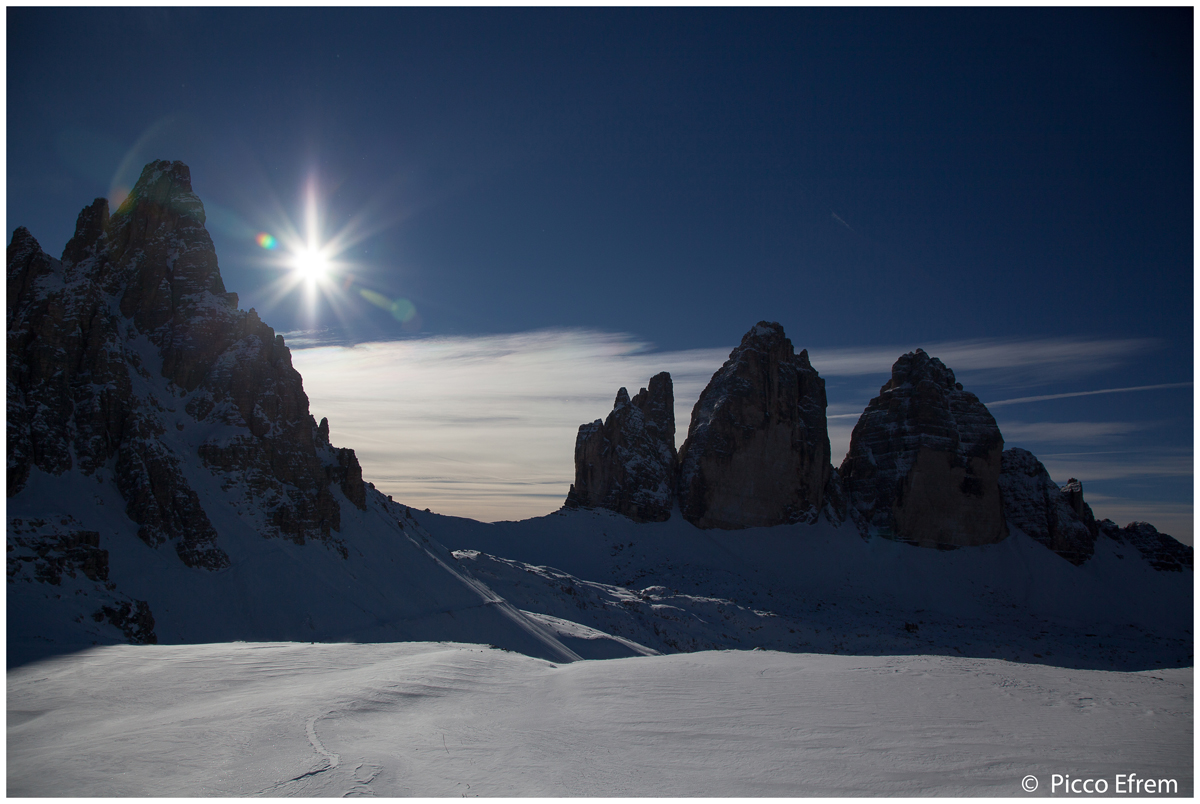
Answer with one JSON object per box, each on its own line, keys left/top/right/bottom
{"left": 995, "top": 420, "right": 1150, "bottom": 444}
{"left": 809, "top": 336, "right": 1160, "bottom": 387}
{"left": 1035, "top": 454, "right": 1193, "bottom": 484}
{"left": 291, "top": 329, "right": 1188, "bottom": 529}
{"left": 985, "top": 383, "right": 1192, "bottom": 408}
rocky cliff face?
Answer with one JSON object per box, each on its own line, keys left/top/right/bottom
{"left": 840, "top": 349, "right": 1006, "bottom": 548}
{"left": 7, "top": 160, "right": 366, "bottom": 572}
{"left": 998, "top": 448, "right": 1097, "bottom": 565}
{"left": 677, "top": 322, "right": 837, "bottom": 529}
{"left": 565, "top": 372, "right": 677, "bottom": 522}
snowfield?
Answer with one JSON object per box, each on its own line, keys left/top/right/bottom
{"left": 7, "top": 642, "right": 1191, "bottom": 797}
{"left": 8, "top": 469, "right": 1192, "bottom": 796}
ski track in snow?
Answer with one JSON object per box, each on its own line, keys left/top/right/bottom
{"left": 7, "top": 641, "right": 1193, "bottom": 797}
{"left": 304, "top": 713, "right": 339, "bottom": 773}
{"left": 254, "top": 712, "right": 342, "bottom": 796}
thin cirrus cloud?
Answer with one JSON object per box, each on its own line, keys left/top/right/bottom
{"left": 984, "top": 383, "right": 1192, "bottom": 408}
{"left": 807, "top": 336, "right": 1161, "bottom": 388}
{"left": 290, "top": 329, "right": 1186, "bottom": 526}
{"left": 1035, "top": 453, "right": 1193, "bottom": 483}
{"left": 993, "top": 420, "right": 1151, "bottom": 444}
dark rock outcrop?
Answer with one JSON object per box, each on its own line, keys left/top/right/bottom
{"left": 7, "top": 516, "right": 109, "bottom": 585}
{"left": 8, "top": 514, "right": 157, "bottom": 645}
{"left": 93, "top": 600, "right": 157, "bottom": 645}
{"left": 998, "top": 448, "right": 1097, "bottom": 564}
{"left": 677, "top": 322, "right": 836, "bottom": 529}
{"left": 999, "top": 451, "right": 1192, "bottom": 571}
{"left": 1060, "top": 477, "right": 1088, "bottom": 520}
{"left": 7, "top": 160, "right": 367, "bottom": 570}
{"left": 840, "top": 349, "right": 1006, "bottom": 548}
{"left": 565, "top": 372, "right": 677, "bottom": 522}
{"left": 1098, "top": 520, "right": 1193, "bottom": 573}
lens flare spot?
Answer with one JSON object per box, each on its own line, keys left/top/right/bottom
{"left": 359, "top": 288, "right": 391, "bottom": 309}
{"left": 389, "top": 298, "right": 416, "bottom": 323}
{"left": 256, "top": 232, "right": 278, "bottom": 250}
{"left": 359, "top": 288, "right": 417, "bottom": 322}
{"left": 110, "top": 186, "right": 131, "bottom": 212}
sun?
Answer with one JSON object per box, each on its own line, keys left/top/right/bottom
{"left": 292, "top": 247, "right": 329, "bottom": 284}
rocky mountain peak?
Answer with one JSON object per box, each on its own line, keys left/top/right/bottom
{"left": 840, "top": 349, "right": 1006, "bottom": 548}
{"left": 997, "top": 451, "right": 1193, "bottom": 570}
{"left": 677, "top": 321, "right": 836, "bottom": 529}
{"left": 731, "top": 321, "right": 817, "bottom": 368}
{"left": 106, "top": 160, "right": 207, "bottom": 262}
{"left": 112, "top": 160, "right": 199, "bottom": 218}
{"left": 7, "top": 228, "right": 59, "bottom": 332}
{"left": 8, "top": 159, "right": 367, "bottom": 574}
{"left": 565, "top": 371, "right": 677, "bottom": 522}
{"left": 884, "top": 348, "right": 961, "bottom": 393}
{"left": 740, "top": 319, "right": 787, "bottom": 345}
{"left": 104, "top": 160, "right": 229, "bottom": 341}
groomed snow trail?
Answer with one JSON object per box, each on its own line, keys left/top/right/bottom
{"left": 7, "top": 642, "right": 1192, "bottom": 796}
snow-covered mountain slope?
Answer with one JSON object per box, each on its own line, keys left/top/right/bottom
{"left": 8, "top": 468, "right": 581, "bottom": 666}
{"left": 8, "top": 641, "right": 1191, "bottom": 796}
{"left": 427, "top": 507, "right": 1192, "bottom": 671}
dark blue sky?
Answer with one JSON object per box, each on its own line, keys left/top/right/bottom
{"left": 7, "top": 8, "right": 1194, "bottom": 534}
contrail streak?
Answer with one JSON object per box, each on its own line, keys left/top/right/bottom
{"left": 985, "top": 382, "right": 1192, "bottom": 408}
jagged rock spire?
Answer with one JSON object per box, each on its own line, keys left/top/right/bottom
{"left": 565, "top": 372, "right": 677, "bottom": 522}
{"left": 677, "top": 321, "right": 836, "bottom": 529}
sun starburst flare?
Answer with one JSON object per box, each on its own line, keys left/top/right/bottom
{"left": 246, "top": 171, "right": 421, "bottom": 332}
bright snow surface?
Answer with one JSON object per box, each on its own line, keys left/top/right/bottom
{"left": 7, "top": 641, "right": 1191, "bottom": 796}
